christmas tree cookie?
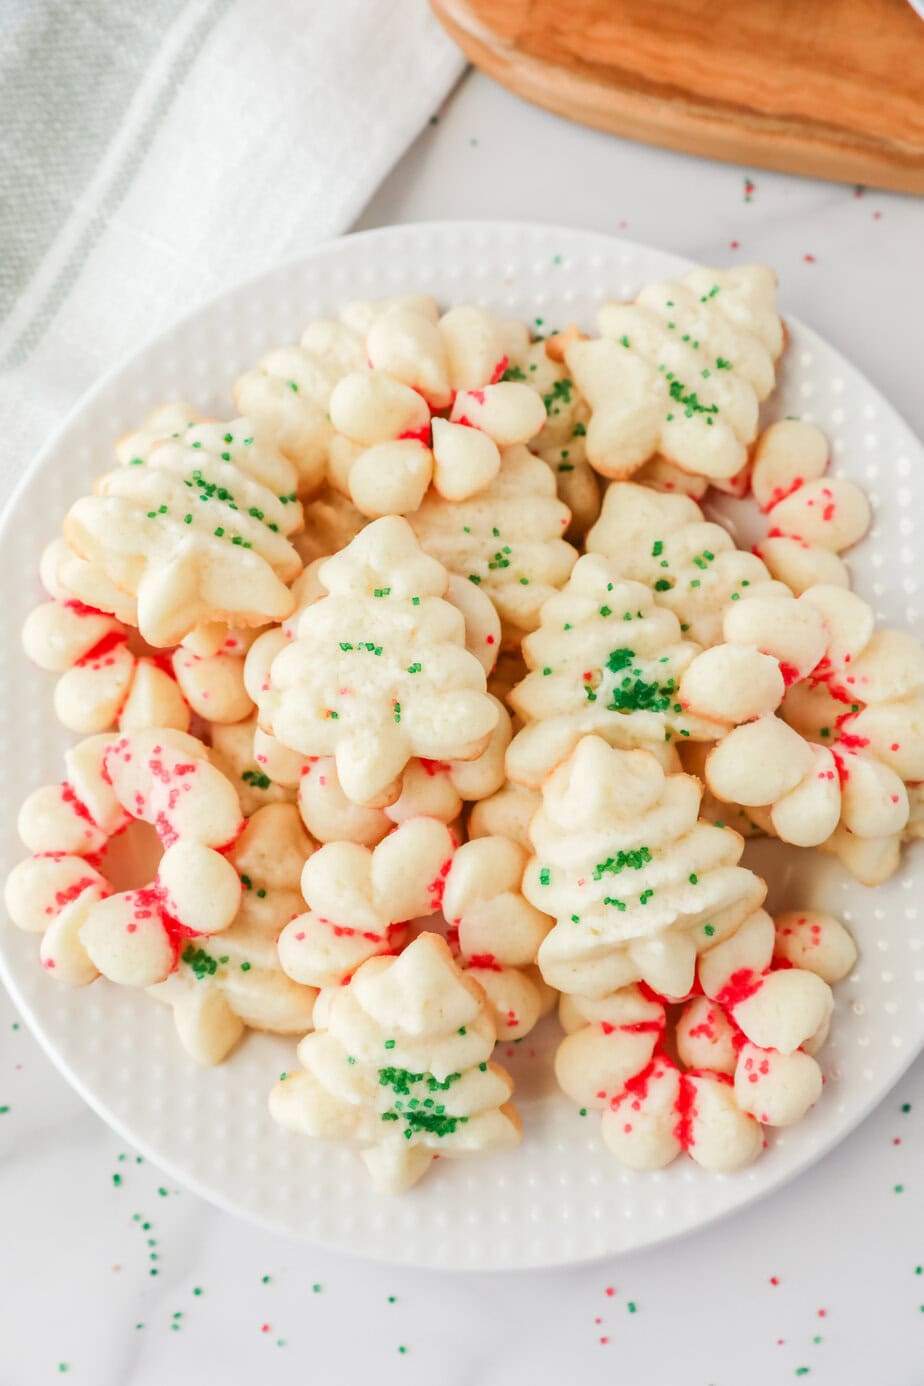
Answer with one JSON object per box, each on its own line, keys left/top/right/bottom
{"left": 252, "top": 516, "right": 499, "bottom": 806}
{"left": 524, "top": 736, "right": 766, "bottom": 999}
{"left": 269, "top": 932, "right": 522, "bottom": 1193}
{"left": 566, "top": 266, "right": 783, "bottom": 481}
{"left": 62, "top": 417, "right": 304, "bottom": 646}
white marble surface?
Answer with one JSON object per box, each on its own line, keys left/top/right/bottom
{"left": 3, "top": 67, "right": 924, "bottom": 1386}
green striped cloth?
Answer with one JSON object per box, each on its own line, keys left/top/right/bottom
{"left": 0, "top": 0, "right": 463, "bottom": 493}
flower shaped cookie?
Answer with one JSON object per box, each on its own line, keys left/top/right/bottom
{"left": 277, "top": 815, "right": 456, "bottom": 989}
{"left": 149, "top": 803, "right": 318, "bottom": 1064}
{"left": 269, "top": 932, "right": 522, "bottom": 1194}
{"left": 7, "top": 730, "right": 244, "bottom": 988}
{"left": 234, "top": 316, "right": 366, "bottom": 495}
{"left": 442, "top": 836, "right": 555, "bottom": 1039}
{"left": 752, "top": 419, "right": 871, "bottom": 593}
{"left": 558, "top": 909, "right": 855, "bottom": 1172}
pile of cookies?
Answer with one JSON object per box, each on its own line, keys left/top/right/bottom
{"left": 7, "top": 269, "right": 920, "bottom": 1194}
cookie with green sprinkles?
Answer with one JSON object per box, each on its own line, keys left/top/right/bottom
{"left": 62, "top": 414, "right": 304, "bottom": 648}
{"left": 249, "top": 516, "right": 499, "bottom": 806}
{"left": 410, "top": 445, "right": 577, "bottom": 645}
{"left": 269, "top": 933, "right": 521, "bottom": 1194}
{"left": 148, "top": 803, "right": 317, "bottom": 1065}
{"left": 506, "top": 552, "right": 726, "bottom": 790}
{"left": 566, "top": 265, "right": 783, "bottom": 482}
{"left": 525, "top": 735, "right": 766, "bottom": 999}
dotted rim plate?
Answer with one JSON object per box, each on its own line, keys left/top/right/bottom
{"left": 1, "top": 222, "right": 922, "bottom": 1270}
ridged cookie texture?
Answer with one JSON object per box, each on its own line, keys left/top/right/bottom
{"left": 269, "top": 933, "right": 522, "bottom": 1194}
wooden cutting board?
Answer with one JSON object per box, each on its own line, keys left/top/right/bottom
{"left": 431, "top": 0, "right": 924, "bottom": 194}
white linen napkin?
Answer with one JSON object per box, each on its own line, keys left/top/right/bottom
{"left": 0, "top": 0, "right": 464, "bottom": 498}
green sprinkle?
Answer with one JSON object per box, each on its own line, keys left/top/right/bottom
{"left": 500, "top": 365, "right": 527, "bottom": 382}
{"left": 651, "top": 540, "right": 663, "bottom": 557}
{"left": 579, "top": 1107, "right": 587, "bottom": 1116}
{"left": 689, "top": 873, "right": 698, "bottom": 884}
{"left": 457, "top": 1027, "right": 467, "bottom": 1036}
{"left": 286, "top": 379, "right": 299, "bottom": 392}
{"left": 603, "top": 897, "right": 627, "bottom": 911}
{"left": 519, "top": 576, "right": 529, "bottom": 585}
{"left": 599, "top": 605, "right": 612, "bottom": 618}
{"left": 182, "top": 945, "right": 219, "bottom": 980}
{"left": 112, "top": 1173, "right": 122, "bottom": 1187}
{"left": 895, "top": 1184, "right": 905, "bottom": 1193}
{"left": 468, "top": 574, "right": 481, "bottom": 585}
{"left": 262, "top": 1275, "right": 271, "bottom": 1284}
{"left": 242, "top": 769, "right": 271, "bottom": 790}
{"left": 312, "top": 1283, "right": 322, "bottom": 1293}
{"left": 703, "top": 924, "right": 715, "bottom": 937}
{"left": 384, "top": 1039, "right": 396, "bottom": 1050}
{"left": 539, "top": 867, "right": 551, "bottom": 885}
{"left": 628, "top": 1302, "right": 637, "bottom": 1314}
{"left": 406, "top": 662, "right": 422, "bottom": 674}
{"left": 619, "top": 335, "right": 630, "bottom": 348}
{"left": 570, "top": 914, "right": 580, "bottom": 923}
{"left": 902, "top": 1103, "right": 912, "bottom": 1113}
{"left": 654, "top": 578, "right": 672, "bottom": 592}
{"left": 193, "top": 1287, "right": 203, "bottom": 1296}
{"left": 716, "top": 357, "right": 732, "bottom": 370}
{"left": 572, "top": 422, "right": 586, "bottom": 437}
{"left": 594, "top": 846, "right": 651, "bottom": 879}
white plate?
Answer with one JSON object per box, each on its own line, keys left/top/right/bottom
{"left": 1, "top": 221, "right": 923, "bottom": 1270}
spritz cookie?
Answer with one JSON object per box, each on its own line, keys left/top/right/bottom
{"left": 525, "top": 736, "right": 765, "bottom": 1000}
{"left": 269, "top": 932, "right": 521, "bottom": 1194}
{"left": 250, "top": 517, "right": 499, "bottom": 806}
{"left": 277, "top": 815, "right": 456, "bottom": 989}
{"left": 752, "top": 420, "right": 871, "bottom": 593}
{"left": 505, "top": 555, "right": 728, "bottom": 791}
{"left": 409, "top": 444, "right": 577, "bottom": 644}
{"left": 566, "top": 266, "right": 783, "bottom": 481}
{"left": 7, "top": 730, "right": 244, "bottom": 988}
{"left": 62, "top": 418, "right": 304, "bottom": 646}
{"left": 442, "top": 835, "right": 555, "bottom": 1039}
{"left": 149, "top": 803, "right": 317, "bottom": 1064}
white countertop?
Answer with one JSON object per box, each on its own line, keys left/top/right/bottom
{"left": 3, "top": 68, "right": 924, "bottom": 1386}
